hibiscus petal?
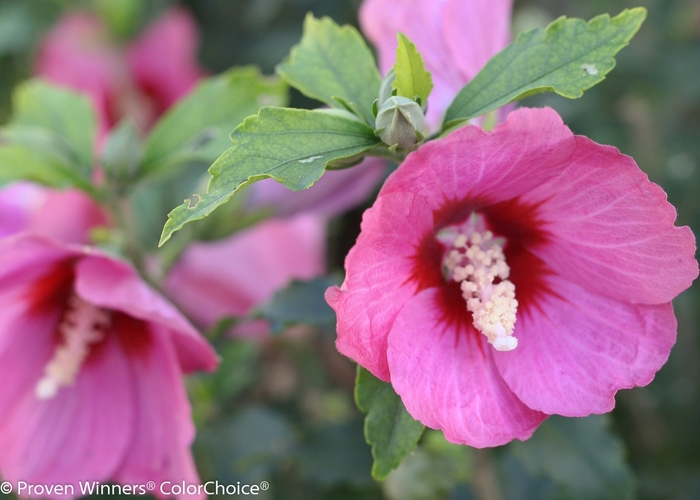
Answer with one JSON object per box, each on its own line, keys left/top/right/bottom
{"left": 442, "top": 0, "right": 512, "bottom": 82}
{"left": 359, "top": 0, "right": 417, "bottom": 75}
{"left": 388, "top": 288, "right": 546, "bottom": 447}
{"left": 523, "top": 135, "right": 698, "bottom": 304}
{"left": 358, "top": 0, "right": 444, "bottom": 74}
{"left": 127, "top": 8, "right": 203, "bottom": 113}
{"left": 0, "top": 236, "right": 75, "bottom": 298}
{"left": 0, "top": 302, "right": 59, "bottom": 434}
{"left": 326, "top": 191, "right": 440, "bottom": 381}
{"left": 74, "top": 256, "right": 218, "bottom": 373}
{"left": 493, "top": 274, "right": 678, "bottom": 416}
{"left": 111, "top": 327, "right": 202, "bottom": 500}
{"left": 0, "top": 331, "right": 132, "bottom": 494}
{"left": 165, "top": 214, "right": 325, "bottom": 328}
{"left": 381, "top": 108, "right": 575, "bottom": 222}
{"left": 34, "top": 12, "right": 126, "bottom": 138}
{"left": 29, "top": 189, "right": 108, "bottom": 246}
{"left": 0, "top": 183, "right": 45, "bottom": 238}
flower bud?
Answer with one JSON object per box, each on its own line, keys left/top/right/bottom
{"left": 375, "top": 96, "right": 427, "bottom": 150}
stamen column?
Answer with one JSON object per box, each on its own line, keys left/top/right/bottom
{"left": 444, "top": 227, "right": 519, "bottom": 351}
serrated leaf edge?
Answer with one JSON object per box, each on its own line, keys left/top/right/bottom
{"left": 443, "top": 7, "right": 647, "bottom": 127}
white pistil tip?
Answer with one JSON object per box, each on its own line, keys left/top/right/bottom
{"left": 493, "top": 331, "right": 518, "bottom": 352}
{"left": 35, "top": 294, "right": 110, "bottom": 400}
{"left": 446, "top": 224, "right": 519, "bottom": 351}
{"left": 35, "top": 378, "right": 59, "bottom": 400}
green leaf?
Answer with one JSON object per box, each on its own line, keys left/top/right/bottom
{"left": 276, "top": 14, "right": 381, "bottom": 124}
{"left": 205, "top": 340, "right": 260, "bottom": 402}
{"left": 355, "top": 367, "right": 425, "bottom": 480}
{"left": 159, "top": 107, "right": 381, "bottom": 245}
{"left": 101, "top": 120, "right": 143, "bottom": 186}
{"left": 254, "top": 276, "right": 341, "bottom": 333}
{"left": 392, "top": 33, "right": 433, "bottom": 105}
{"left": 0, "top": 81, "right": 97, "bottom": 191}
{"left": 142, "top": 66, "right": 287, "bottom": 177}
{"left": 443, "top": 8, "right": 647, "bottom": 128}
{"left": 184, "top": 189, "right": 271, "bottom": 243}
{"left": 510, "top": 415, "right": 635, "bottom": 500}
{"left": 0, "top": 136, "right": 90, "bottom": 190}
{"left": 10, "top": 80, "right": 96, "bottom": 173}
{"left": 383, "top": 444, "right": 470, "bottom": 500}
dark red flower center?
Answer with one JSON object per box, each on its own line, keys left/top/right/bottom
{"left": 411, "top": 196, "right": 555, "bottom": 348}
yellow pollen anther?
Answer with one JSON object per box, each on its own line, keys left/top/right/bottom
{"left": 35, "top": 294, "right": 111, "bottom": 400}
{"left": 444, "top": 224, "right": 519, "bottom": 352}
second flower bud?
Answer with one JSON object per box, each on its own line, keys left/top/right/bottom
{"left": 375, "top": 96, "right": 427, "bottom": 150}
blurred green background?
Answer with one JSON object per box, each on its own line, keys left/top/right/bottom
{"left": 0, "top": 0, "right": 698, "bottom": 499}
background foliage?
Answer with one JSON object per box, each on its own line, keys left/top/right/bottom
{"left": 0, "top": 0, "right": 699, "bottom": 499}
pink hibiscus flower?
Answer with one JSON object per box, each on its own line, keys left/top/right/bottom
{"left": 35, "top": 8, "right": 204, "bottom": 138}
{"left": 0, "top": 235, "right": 218, "bottom": 499}
{"left": 360, "top": 0, "right": 512, "bottom": 127}
{"left": 0, "top": 184, "right": 325, "bottom": 493}
{"left": 326, "top": 107, "right": 698, "bottom": 447}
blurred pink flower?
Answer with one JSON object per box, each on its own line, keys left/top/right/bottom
{"left": 35, "top": 8, "right": 204, "bottom": 138}
{"left": 326, "top": 107, "right": 698, "bottom": 447}
{"left": 0, "top": 182, "right": 328, "bottom": 338}
{"left": 0, "top": 184, "right": 108, "bottom": 244}
{"left": 0, "top": 183, "right": 45, "bottom": 238}
{"left": 360, "top": 0, "right": 512, "bottom": 127}
{"left": 166, "top": 214, "right": 326, "bottom": 337}
{"left": 126, "top": 9, "right": 204, "bottom": 117}
{"left": 0, "top": 235, "right": 218, "bottom": 499}
{"left": 28, "top": 189, "right": 109, "bottom": 245}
